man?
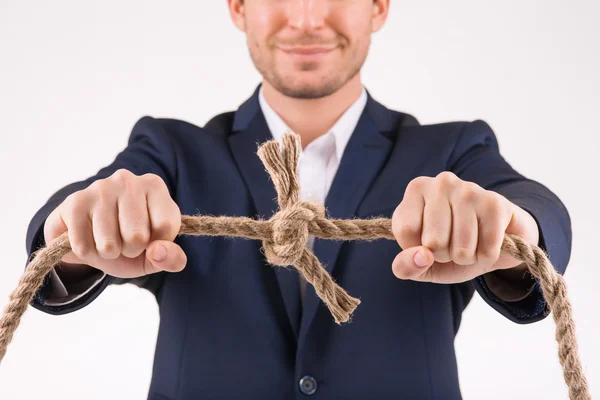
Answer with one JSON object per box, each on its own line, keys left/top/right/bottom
{"left": 25, "top": 0, "right": 570, "bottom": 399}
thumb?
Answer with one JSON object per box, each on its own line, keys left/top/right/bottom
{"left": 392, "top": 246, "right": 434, "bottom": 280}
{"left": 145, "top": 240, "right": 188, "bottom": 274}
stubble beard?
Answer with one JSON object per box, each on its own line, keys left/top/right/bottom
{"left": 248, "top": 36, "right": 366, "bottom": 99}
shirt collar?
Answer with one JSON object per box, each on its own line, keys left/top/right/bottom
{"left": 258, "top": 86, "right": 368, "bottom": 161}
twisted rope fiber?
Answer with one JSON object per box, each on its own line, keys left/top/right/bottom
{"left": 0, "top": 133, "right": 590, "bottom": 399}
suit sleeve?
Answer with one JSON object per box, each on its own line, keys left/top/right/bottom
{"left": 25, "top": 116, "right": 177, "bottom": 315}
{"left": 448, "top": 119, "right": 572, "bottom": 324}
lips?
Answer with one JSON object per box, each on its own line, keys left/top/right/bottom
{"left": 278, "top": 46, "right": 337, "bottom": 55}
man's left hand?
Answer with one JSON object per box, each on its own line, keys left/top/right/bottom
{"left": 391, "top": 172, "right": 539, "bottom": 283}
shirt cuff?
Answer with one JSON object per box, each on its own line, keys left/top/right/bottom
{"left": 482, "top": 264, "right": 537, "bottom": 302}
{"left": 43, "top": 266, "right": 107, "bottom": 307}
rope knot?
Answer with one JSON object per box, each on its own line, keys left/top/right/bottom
{"left": 264, "top": 200, "right": 325, "bottom": 266}
{"left": 255, "top": 133, "right": 361, "bottom": 326}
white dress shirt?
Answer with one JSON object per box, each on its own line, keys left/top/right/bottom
{"left": 258, "top": 86, "right": 368, "bottom": 302}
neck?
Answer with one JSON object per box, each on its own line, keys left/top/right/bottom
{"left": 261, "top": 74, "right": 363, "bottom": 148}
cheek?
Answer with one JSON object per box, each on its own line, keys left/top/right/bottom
{"left": 253, "top": 5, "right": 275, "bottom": 28}
{"left": 245, "top": 5, "right": 286, "bottom": 47}
{"left": 345, "top": 9, "right": 371, "bottom": 31}
{"left": 329, "top": 9, "right": 372, "bottom": 51}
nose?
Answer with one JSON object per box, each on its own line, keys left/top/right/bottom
{"left": 287, "top": 0, "right": 327, "bottom": 31}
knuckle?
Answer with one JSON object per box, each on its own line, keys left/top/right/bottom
{"left": 459, "top": 183, "right": 481, "bottom": 203}
{"left": 71, "top": 240, "right": 94, "bottom": 259}
{"left": 487, "top": 191, "right": 506, "bottom": 208}
{"left": 479, "top": 245, "right": 501, "bottom": 264}
{"left": 96, "top": 238, "right": 120, "bottom": 257}
{"left": 62, "top": 197, "right": 88, "bottom": 221}
{"left": 396, "top": 223, "right": 420, "bottom": 244}
{"left": 153, "top": 218, "right": 178, "bottom": 239}
{"left": 451, "top": 246, "right": 475, "bottom": 263}
{"left": 406, "top": 176, "right": 428, "bottom": 193}
{"left": 123, "top": 228, "right": 151, "bottom": 247}
{"left": 478, "top": 234, "right": 503, "bottom": 262}
{"left": 87, "top": 179, "right": 101, "bottom": 193}
{"left": 483, "top": 196, "right": 505, "bottom": 220}
{"left": 143, "top": 173, "right": 166, "bottom": 189}
{"left": 436, "top": 171, "right": 458, "bottom": 188}
{"left": 422, "top": 235, "right": 446, "bottom": 251}
{"left": 111, "top": 169, "right": 134, "bottom": 189}
{"left": 65, "top": 190, "right": 85, "bottom": 209}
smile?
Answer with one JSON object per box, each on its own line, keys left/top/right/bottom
{"left": 278, "top": 46, "right": 337, "bottom": 55}
{"left": 277, "top": 46, "right": 338, "bottom": 63}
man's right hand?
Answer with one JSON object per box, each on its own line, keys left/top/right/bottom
{"left": 44, "top": 169, "right": 187, "bottom": 278}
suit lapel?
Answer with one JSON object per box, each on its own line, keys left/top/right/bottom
{"left": 298, "top": 98, "right": 396, "bottom": 340}
{"left": 227, "top": 88, "right": 302, "bottom": 338}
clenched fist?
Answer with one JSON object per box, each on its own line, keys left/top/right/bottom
{"left": 44, "top": 169, "right": 187, "bottom": 278}
{"left": 391, "top": 171, "right": 539, "bottom": 283}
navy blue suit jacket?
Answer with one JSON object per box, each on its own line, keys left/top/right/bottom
{"left": 25, "top": 86, "right": 571, "bottom": 399}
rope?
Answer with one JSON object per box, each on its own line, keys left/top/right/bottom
{"left": 0, "top": 132, "right": 590, "bottom": 399}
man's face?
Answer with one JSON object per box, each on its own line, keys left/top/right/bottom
{"left": 229, "top": 0, "right": 389, "bottom": 99}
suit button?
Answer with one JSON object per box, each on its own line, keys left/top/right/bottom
{"left": 299, "top": 375, "right": 317, "bottom": 395}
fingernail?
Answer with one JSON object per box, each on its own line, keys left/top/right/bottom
{"left": 414, "top": 250, "right": 429, "bottom": 267}
{"left": 152, "top": 244, "right": 166, "bottom": 262}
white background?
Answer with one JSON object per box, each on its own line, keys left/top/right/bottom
{"left": 0, "top": 1, "right": 598, "bottom": 399}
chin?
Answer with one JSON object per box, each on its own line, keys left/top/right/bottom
{"left": 280, "top": 84, "right": 336, "bottom": 99}
{"left": 273, "top": 74, "right": 342, "bottom": 99}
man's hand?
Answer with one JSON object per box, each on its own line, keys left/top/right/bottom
{"left": 44, "top": 169, "right": 187, "bottom": 278}
{"left": 391, "top": 172, "right": 539, "bottom": 283}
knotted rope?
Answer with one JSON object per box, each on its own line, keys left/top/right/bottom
{"left": 0, "top": 133, "right": 590, "bottom": 399}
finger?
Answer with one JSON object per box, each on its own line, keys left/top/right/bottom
{"left": 65, "top": 213, "right": 98, "bottom": 265}
{"left": 144, "top": 240, "right": 187, "bottom": 274}
{"left": 118, "top": 187, "right": 151, "bottom": 258}
{"left": 60, "top": 251, "right": 87, "bottom": 265}
{"left": 421, "top": 195, "right": 452, "bottom": 263}
{"left": 413, "top": 260, "right": 485, "bottom": 283}
{"left": 449, "top": 194, "right": 479, "bottom": 266}
{"left": 45, "top": 208, "right": 83, "bottom": 264}
{"left": 492, "top": 206, "right": 528, "bottom": 270}
{"left": 392, "top": 184, "right": 425, "bottom": 250}
{"left": 92, "top": 191, "right": 122, "bottom": 260}
{"left": 506, "top": 203, "right": 539, "bottom": 245}
{"left": 144, "top": 174, "right": 181, "bottom": 243}
{"left": 60, "top": 193, "right": 100, "bottom": 265}
{"left": 392, "top": 246, "right": 434, "bottom": 280}
{"left": 44, "top": 206, "right": 68, "bottom": 244}
{"left": 84, "top": 240, "right": 185, "bottom": 278}
{"left": 475, "top": 195, "right": 508, "bottom": 268}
